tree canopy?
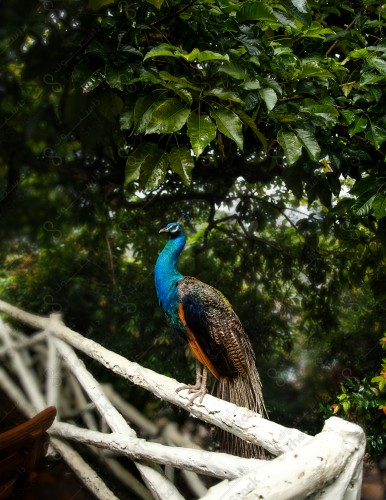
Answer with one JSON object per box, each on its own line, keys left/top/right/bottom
{"left": 1, "top": 0, "right": 386, "bottom": 457}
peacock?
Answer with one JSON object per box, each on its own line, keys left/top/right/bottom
{"left": 154, "top": 220, "right": 267, "bottom": 458}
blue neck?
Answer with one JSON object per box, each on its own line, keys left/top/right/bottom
{"left": 155, "top": 233, "right": 187, "bottom": 313}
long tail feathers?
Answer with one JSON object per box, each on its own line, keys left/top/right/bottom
{"left": 217, "top": 367, "right": 268, "bottom": 459}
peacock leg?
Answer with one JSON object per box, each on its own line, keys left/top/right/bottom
{"left": 176, "top": 361, "right": 208, "bottom": 405}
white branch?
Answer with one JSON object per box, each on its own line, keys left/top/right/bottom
{"left": 98, "top": 455, "right": 154, "bottom": 500}
{"left": 46, "top": 334, "right": 60, "bottom": 408}
{"left": 104, "top": 385, "right": 208, "bottom": 497}
{"left": 68, "top": 372, "right": 99, "bottom": 430}
{"left": 201, "top": 417, "right": 365, "bottom": 500}
{"left": 50, "top": 437, "right": 119, "bottom": 500}
{"left": 162, "top": 423, "right": 208, "bottom": 497}
{"left": 137, "top": 463, "right": 185, "bottom": 500}
{"left": 50, "top": 326, "right": 183, "bottom": 500}
{"left": 182, "top": 470, "right": 208, "bottom": 498}
{"left": 0, "top": 299, "right": 48, "bottom": 329}
{"left": 0, "top": 307, "right": 182, "bottom": 500}
{"left": 0, "top": 330, "right": 46, "bottom": 356}
{"left": 0, "top": 300, "right": 365, "bottom": 500}
{"left": 0, "top": 365, "right": 37, "bottom": 417}
{"left": 53, "top": 334, "right": 135, "bottom": 436}
{"left": 0, "top": 318, "right": 47, "bottom": 410}
{"left": 0, "top": 301, "right": 310, "bottom": 455}
{"left": 51, "top": 421, "right": 264, "bottom": 480}
{"left": 102, "top": 383, "right": 159, "bottom": 437}
{"left": 51, "top": 321, "right": 310, "bottom": 456}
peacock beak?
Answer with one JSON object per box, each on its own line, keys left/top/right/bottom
{"left": 159, "top": 226, "right": 169, "bottom": 233}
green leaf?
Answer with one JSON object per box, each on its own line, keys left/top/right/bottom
{"left": 373, "top": 193, "right": 386, "bottom": 220}
{"left": 367, "top": 57, "right": 386, "bottom": 75}
{"left": 144, "top": 45, "right": 229, "bottom": 63}
{"left": 125, "top": 143, "right": 168, "bottom": 190}
{"left": 73, "top": 60, "right": 99, "bottom": 88}
{"left": 210, "top": 107, "right": 244, "bottom": 150}
{"left": 185, "top": 50, "right": 229, "bottom": 62}
{"left": 340, "top": 109, "right": 356, "bottom": 125}
{"left": 159, "top": 71, "right": 201, "bottom": 91}
{"left": 237, "top": 2, "right": 277, "bottom": 22}
{"left": 341, "top": 82, "right": 354, "bottom": 97}
{"left": 277, "top": 130, "right": 302, "bottom": 165}
{"left": 205, "top": 88, "right": 243, "bottom": 103}
{"left": 348, "top": 48, "right": 369, "bottom": 59}
{"left": 218, "top": 61, "right": 246, "bottom": 80}
{"left": 183, "top": 48, "right": 199, "bottom": 61}
{"left": 243, "top": 81, "right": 261, "bottom": 90}
{"left": 259, "top": 77, "right": 282, "bottom": 95}
{"left": 85, "top": 39, "right": 114, "bottom": 57}
{"left": 280, "top": 0, "right": 311, "bottom": 25}
{"left": 371, "top": 375, "right": 386, "bottom": 392}
{"left": 273, "top": 10, "right": 297, "bottom": 28}
{"left": 119, "top": 111, "right": 134, "bottom": 130}
{"left": 81, "top": 68, "right": 105, "bottom": 93}
{"left": 290, "top": 0, "right": 308, "bottom": 13}
{"left": 368, "top": 87, "right": 382, "bottom": 102}
{"left": 137, "top": 69, "right": 162, "bottom": 85}
{"left": 164, "top": 83, "right": 193, "bottom": 106}
{"left": 125, "top": 143, "right": 154, "bottom": 183}
{"left": 366, "top": 123, "right": 386, "bottom": 150}
{"left": 146, "top": 0, "right": 165, "bottom": 8}
{"left": 359, "top": 72, "right": 384, "bottom": 86}
{"left": 295, "top": 128, "right": 320, "bottom": 161}
{"left": 133, "top": 96, "right": 158, "bottom": 134}
{"left": 105, "top": 63, "right": 133, "bottom": 91}
{"left": 144, "top": 44, "right": 178, "bottom": 60}
{"left": 352, "top": 194, "right": 376, "bottom": 216}
{"left": 298, "top": 61, "right": 334, "bottom": 79}
{"left": 116, "top": 44, "right": 143, "bottom": 57}
{"left": 146, "top": 98, "right": 190, "bottom": 134}
{"left": 349, "top": 116, "right": 368, "bottom": 136}
{"left": 301, "top": 22, "right": 334, "bottom": 39}
{"left": 145, "top": 152, "right": 169, "bottom": 190}
{"left": 187, "top": 112, "right": 217, "bottom": 157}
{"left": 301, "top": 105, "right": 339, "bottom": 126}
{"left": 350, "top": 176, "right": 379, "bottom": 197}
{"left": 342, "top": 400, "right": 351, "bottom": 412}
{"left": 168, "top": 146, "right": 195, "bottom": 186}
{"left": 259, "top": 88, "right": 277, "bottom": 112}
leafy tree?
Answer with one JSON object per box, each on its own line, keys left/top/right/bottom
{"left": 1, "top": 0, "right": 386, "bottom": 456}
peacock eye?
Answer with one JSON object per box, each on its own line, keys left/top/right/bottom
{"left": 170, "top": 225, "right": 179, "bottom": 233}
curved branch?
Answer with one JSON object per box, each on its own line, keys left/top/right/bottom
{"left": 0, "top": 299, "right": 311, "bottom": 456}
{"left": 51, "top": 422, "right": 264, "bottom": 480}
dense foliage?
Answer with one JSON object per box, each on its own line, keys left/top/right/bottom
{"left": 1, "top": 0, "right": 386, "bottom": 456}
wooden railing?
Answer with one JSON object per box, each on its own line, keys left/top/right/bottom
{"left": 0, "top": 299, "right": 365, "bottom": 499}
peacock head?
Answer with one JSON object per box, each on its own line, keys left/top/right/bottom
{"left": 159, "top": 222, "right": 185, "bottom": 239}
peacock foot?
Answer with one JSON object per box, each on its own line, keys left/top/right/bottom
{"left": 176, "top": 383, "right": 207, "bottom": 405}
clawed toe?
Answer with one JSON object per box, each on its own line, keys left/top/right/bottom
{"left": 187, "top": 387, "right": 207, "bottom": 405}
{"left": 176, "top": 384, "right": 207, "bottom": 405}
{"left": 176, "top": 383, "right": 199, "bottom": 393}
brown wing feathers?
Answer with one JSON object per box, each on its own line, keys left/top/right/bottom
{"left": 178, "top": 276, "right": 255, "bottom": 379}
{"left": 178, "top": 276, "right": 267, "bottom": 458}
{"left": 178, "top": 277, "right": 240, "bottom": 378}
